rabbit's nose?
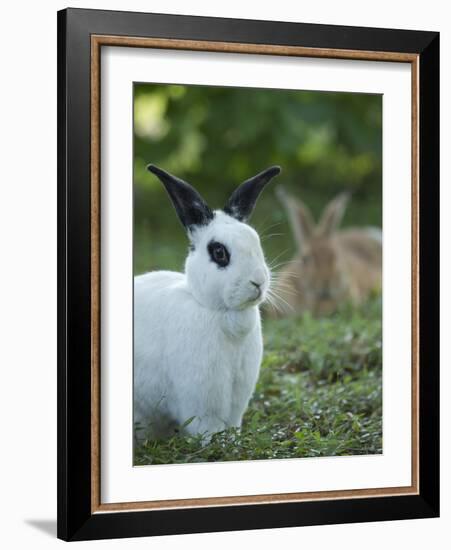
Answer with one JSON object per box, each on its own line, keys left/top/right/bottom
{"left": 250, "top": 281, "right": 262, "bottom": 297}
{"left": 251, "top": 268, "right": 266, "bottom": 287}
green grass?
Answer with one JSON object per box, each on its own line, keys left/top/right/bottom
{"left": 134, "top": 296, "right": 382, "bottom": 465}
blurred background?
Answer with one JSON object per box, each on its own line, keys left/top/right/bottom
{"left": 133, "top": 83, "right": 382, "bottom": 275}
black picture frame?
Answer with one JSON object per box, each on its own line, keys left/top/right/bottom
{"left": 57, "top": 7, "right": 439, "bottom": 541}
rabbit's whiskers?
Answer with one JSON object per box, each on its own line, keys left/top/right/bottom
{"left": 257, "top": 221, "right": 283, "bottom": 236}
{"left": 270, "top": 283, "right": 297, "bottom": 296}
{"left": 266, "top": 288, "right": 294, "bottom": 312}
{"left": 261, "top": 232, "right": 285, "bottom": 242}
{"left": 270, "top": 259, "right": 302, "bottom": 270}
{"left": 269, "top": 274, "right": 297, "bottom": 289}
{"left": 271, "top": 269, "right": 300, "bottom": 276}
{"left": 264, "top": 293, "right": 285, "bottom": 314}
{"left": 268, "top": 248, "right": 291, "bottom": 268}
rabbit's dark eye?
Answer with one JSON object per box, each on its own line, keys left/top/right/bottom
{"left": 208, "top": 241, "right": 230, "bottom": 268}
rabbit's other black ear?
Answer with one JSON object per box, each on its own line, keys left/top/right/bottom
{"left": 224, "top": 166, "right": 281, "bottom": 222}
{"left": 147, "top": 165, "right": 214, "bottom": 231}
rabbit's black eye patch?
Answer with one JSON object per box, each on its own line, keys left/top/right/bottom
{"left": 208, "top": 241, "right": 230, "bottom": 268}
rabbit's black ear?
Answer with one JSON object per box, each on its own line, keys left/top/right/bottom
{"left": 224, "top": 166, "right": 281, "bottom": 222}
{"left": 147, "top": 165, "right": 214, "bottom": 231}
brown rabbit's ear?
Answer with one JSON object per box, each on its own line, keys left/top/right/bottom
{"left": 276, "top": 186, "right": 314, "bottom": 253}
{"left": 317, "top": 191, "right": 350, "bottom": 237}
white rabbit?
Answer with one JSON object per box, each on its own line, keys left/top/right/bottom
{"left": 134, "top": 164, "right": 281, "bottom": 441}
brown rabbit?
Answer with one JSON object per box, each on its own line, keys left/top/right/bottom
{"left": 269, "top": 188, "right": 382, "bottom": 317}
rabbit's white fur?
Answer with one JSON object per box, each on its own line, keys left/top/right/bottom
{"left": 134, "top": 211, "right": 270, "bottom": 440}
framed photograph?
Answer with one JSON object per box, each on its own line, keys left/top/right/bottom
{"left": 57, "top": 8, "right": 439, "bottom": 541}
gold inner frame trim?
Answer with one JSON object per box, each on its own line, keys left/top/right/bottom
{"left": 90, "top": 34, "right": 420, "bottom": 514}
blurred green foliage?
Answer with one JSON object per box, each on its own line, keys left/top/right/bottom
{"left": 133, "top": 83, "right": 382, "bottom": 274}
